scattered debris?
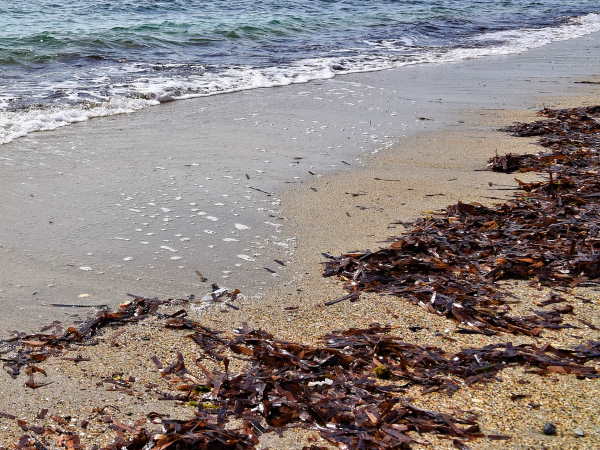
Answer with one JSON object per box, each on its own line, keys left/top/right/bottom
{"left": 195, "top": 270, "right": 209, "bottom": 282}
{"left": 248, "top": 186, "right": 273, "bottom": 196}
{"left": 48, "top": 303, "right": 108, "bottom": 309}
{"left": 374, "top": 177, "right": 403, "bottom": 182}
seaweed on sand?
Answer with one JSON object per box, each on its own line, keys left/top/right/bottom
{"left": 323, "top": 106, "right": 600, "bottom": 336}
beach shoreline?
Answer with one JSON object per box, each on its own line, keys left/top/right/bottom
{"left": 3, "top": 6, "right": 600, "bottom": 147}
{"left": 2, "top": 30, "right": 600, "bottom": 335}
{"left": 1, "top": 8, "right": 600, "bottom": 450}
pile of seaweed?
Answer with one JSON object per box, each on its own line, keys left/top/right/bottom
{"left": 2, "top": 106, "right": 600, "bottom": 449}
{"left": 115, "top": 322, "right": 598, "bottom": 449}
{"left": 5, "top": 316, "right": 599, "bottom": 450}
{"left": 324, "top": 106, "right": 600, "bottom": 336}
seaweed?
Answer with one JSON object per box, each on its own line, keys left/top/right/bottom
{"left": 323, "top": 106, "right": 600, "bottom": 336}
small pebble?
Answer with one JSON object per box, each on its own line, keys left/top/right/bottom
{"left": 543, "top": 423, "right": 557, "bottom": 436}
{"left": 574, "top": 428, "right": 585, "bottom": 437}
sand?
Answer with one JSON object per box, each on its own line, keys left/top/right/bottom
{"left": 3, "top": 29, "right": 600, "bottom": 336}
{"left": 1, "top": 91, "right": 599, "bottom": 448}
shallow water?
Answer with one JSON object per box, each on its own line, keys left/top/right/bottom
{"left": 1, "top": 0, "right": 600, "bottom": 144}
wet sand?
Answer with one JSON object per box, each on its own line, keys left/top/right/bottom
{"left": 2, "top": 31, "right": 600, "bottom": 334}
{"left": 1, "top": 91, "right": 599, "bottom": 447}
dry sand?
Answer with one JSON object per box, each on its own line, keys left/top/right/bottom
{"left": 1, "top": 94, "right": 599, "bottom": 449}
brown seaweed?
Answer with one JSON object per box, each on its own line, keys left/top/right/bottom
{"left": 119, "top": 322, "right": 598, "bottom": 449}
{"left": 323, "top": 106, "right": 600, "bottom": 336}
{"left": 1, "top": 295, "right": 192, "bottom": 379}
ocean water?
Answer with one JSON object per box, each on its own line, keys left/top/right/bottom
{"left": 1, "top": 0, "right": 599, "bottom": 144}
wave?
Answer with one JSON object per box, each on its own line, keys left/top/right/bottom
{"left": 1, "top": 13, "right": 599, "bottom": 146}
{"left": 0, "top": 17, "right": 321, "bottom": 66}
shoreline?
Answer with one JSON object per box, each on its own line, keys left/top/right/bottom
{"left": 1, "top": 94, "right": 599, "bottom": 448}
{"left": 4, "top": 11, "right": 600, "bottom": 147}
{"left": 2, "top": 31, "right": 600, "bottom": 335}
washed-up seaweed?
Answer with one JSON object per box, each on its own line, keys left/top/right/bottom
{"left": 3, "top": 311, "right": 598, "bottom": 448}
{"left": 0, "top": 294, "right": 191, "bottom": 379}
{"left": 106, "top": 414, "right": 258, "bottom": 450}
{"left": 110, "top": 323, "right": 598, "bottom": 449}
{"left": 0, "top": 285, "right": 242, "bottom": 381}
{"left": 8, "top": 413, "right": 257, "bottom": 450}
{"left": 323, "top": 105, "right": 600, "bottom": 335}
{"left": 490, "top": 106, "right": 600, "bottom": 173}
{"left": 118, "top": 324, "right": 484, "bottom": 449}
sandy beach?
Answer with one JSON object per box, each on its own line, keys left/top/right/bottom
{"left": 1, "top": 27, "right": 600, "bottom": 450}
{"left": 1, "top": 94, "right": 599, "bottom": 448}
{"left": 2, "top": 31, "right": 600, "bottom": 335}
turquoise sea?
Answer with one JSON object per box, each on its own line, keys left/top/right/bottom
{"left": 1, "top": 0, "right": 599, "bottom": 144}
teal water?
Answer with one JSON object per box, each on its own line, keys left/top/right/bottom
{"left": 1, "top": 0, "right": 599, "bottom": 143}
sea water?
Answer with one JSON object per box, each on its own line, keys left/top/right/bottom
{"left": 1, "top": 0, "right": 599, "bottom": 144}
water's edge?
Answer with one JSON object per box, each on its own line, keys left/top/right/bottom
{"left": 2, "top": 12, "right": 600, "bottom": 146}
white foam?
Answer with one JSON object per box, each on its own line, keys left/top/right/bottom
{"left": 0, "top": 96, "right": 158, "bottom": 145}
{"left": 455, "top": 13, "right": 600, "bottom": 59}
